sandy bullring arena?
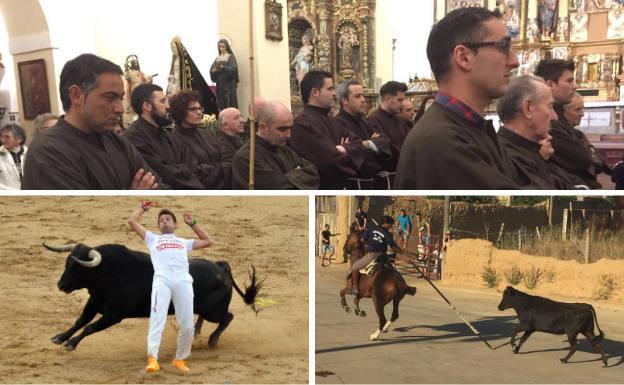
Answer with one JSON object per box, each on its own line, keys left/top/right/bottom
{"left": 0, "top": 196, "right": 308, "bottom": 384}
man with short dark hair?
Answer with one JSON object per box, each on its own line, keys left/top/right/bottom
{"left": 496, "top": 75, "right": 562, "bottom": 189}
{"left": 395, "top": 7, "right": 520, "bottom": 189}
{"left": 232, "top": 100, "right": 319, "bottom": 189}
{"left": 23, "top": 54, "right": 157, "bottom": 189}
{"left": 290, "top": 70, "right": 364, "bottom": 189}
{"left": 535, "top": 59, "right": 598, "bottom": 187}
{"left": 125, "top": 84, "right": 205, "bottom": 189}
{"left": 367, "top": 81, "right": 409, "bottom": 171}
{"left": 336, "top": 80, "right": 390, "bottom": 179}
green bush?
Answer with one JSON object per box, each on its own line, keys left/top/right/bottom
{"left": 481, "top": 266, "right": 500, "bottom": 288}
{"left": 595, "top": 274, "right": 617, "bottom": 300}
{"left": 504, "top": 265, "right": 524, "bottom": 285}
{"left": 523, "top": 266, "right": 542, "bottom": 289}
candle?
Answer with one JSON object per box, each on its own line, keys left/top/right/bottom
{"left": 559, "top": 0, "right": 568, "bottom": 18}
{"left": 528, "top": 0, "right": 537, "bottom": 19}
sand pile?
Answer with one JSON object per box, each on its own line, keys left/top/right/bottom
{"left": 444, "top": 239, "right": 624, "bottom": 304}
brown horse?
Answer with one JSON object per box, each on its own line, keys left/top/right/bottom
{"left": 340, "top": 251, "right": 417, "bottom": 341}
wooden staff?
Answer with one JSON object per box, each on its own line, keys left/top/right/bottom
{"left": 248, "top": 0, "right": 256, "bottom": 190}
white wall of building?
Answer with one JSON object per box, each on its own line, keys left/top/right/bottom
{"left": 0, "top": 10, "right": 17, "bottom": 117}
{"left": 392, "top": 0, "right": 435, "bottom": 82}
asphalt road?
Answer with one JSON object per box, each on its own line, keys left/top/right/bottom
{"left": 315, "top": 259, "right": 624, "bottom": 384}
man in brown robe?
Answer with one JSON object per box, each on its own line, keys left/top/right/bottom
{"left": 535, "top": 59, "right": 599, "bottom": 188}
{"left": 367, "top": 81, "right": 409, "bottom": 171}
{"left": 290, "top": 70, "right": 365, "bottom": 189}
{"left": 336, "top": 80, "right": 391, "bottom": 181}
{"left": 232, "top": 100, "right": 319, "bottom": 189}
{"left": 395, "top": 7, "right": 520, "bottom": 189}
{"left": 497, "top": 75, "right": 564, "bottom": 189}
{"left": 125, "top": 84, "right": 205, "bottom": 189}
{"left": 216, "top": 107, "right": 245, "bottom": 163}
{"left": 22, "top": 54, "right": 157, "bottom": 190}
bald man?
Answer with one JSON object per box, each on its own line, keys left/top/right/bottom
{"left": 232, "top": 100, "right": 319, "bottom": 189}
{"left": 216, "top": 107, "right": 245, "bottom": 163}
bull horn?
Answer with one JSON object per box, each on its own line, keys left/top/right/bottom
{"left": 43, "top": 243, "right": 77, "bottom": 253}
{"left": 71, "top": 249, "right": 102, "bottom": 268}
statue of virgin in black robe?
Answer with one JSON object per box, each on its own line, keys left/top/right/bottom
{"left": 167, "top": 37, "right": 219, "bottom": 117}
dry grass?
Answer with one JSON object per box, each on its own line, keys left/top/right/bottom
{"left": 497, "top": 224, "right": 624, "bottom": 263}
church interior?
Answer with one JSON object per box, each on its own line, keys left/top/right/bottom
{"left": 1, "top": 0, "right": 623, "bottom": 189}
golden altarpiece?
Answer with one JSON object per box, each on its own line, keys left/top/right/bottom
{"left": 428, "top": 0, "right": 624, "bottom": 166}
{"left": 287, "top": 0, "right": 377, "bottom": 114}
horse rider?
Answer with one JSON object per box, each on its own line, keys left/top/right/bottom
{"left": 348, "top": 215, "right": 403, "bottom": 296}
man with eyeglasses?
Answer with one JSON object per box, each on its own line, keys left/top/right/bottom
{"left": 125, "top": 84, "right": 206, "bottom": 189}
{"left": 395, "top": 7, "right": 521, "bottom": 189}
{"left": 231, "top": 100, "right": 319, "bottom": 189}
{"left": 23, "top": 54, "right": 158, "bottom": 190}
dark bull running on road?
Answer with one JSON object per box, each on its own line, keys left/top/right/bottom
{"left": 498, "top": 286, "right": 608, "bottom": 366}
{"left": 45, "top": 243, "right": 260, "bottom": 352}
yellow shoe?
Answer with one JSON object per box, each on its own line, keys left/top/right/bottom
{"left": 145, "top": 356, "right": 160, "bottom": 372}
{"left": 171, "top": 359, "right": 190, "bottom": 373}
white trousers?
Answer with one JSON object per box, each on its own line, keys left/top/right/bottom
{"left": 147, "top": 275, "right": 194, "bottom": 360}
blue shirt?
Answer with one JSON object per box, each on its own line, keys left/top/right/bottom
{"left": 395, "top": 214, "right": 411, "bottom": 231}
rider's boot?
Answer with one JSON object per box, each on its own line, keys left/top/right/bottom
{"left": 350, "top": 271, "right": 360, "bottom": 296}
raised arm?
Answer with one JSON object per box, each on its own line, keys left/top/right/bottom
{"left": 184, "top": 213, "right": 214, "bottom": 250}
{"left": 128, "top": 202, "right": 151, "bottom": 240}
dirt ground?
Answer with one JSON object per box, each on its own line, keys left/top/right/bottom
{"left": 0, "top": 196, "right": 308, "bottom": 384}
{"left": 444, "top": 238, "right": 624, "bottom": 304}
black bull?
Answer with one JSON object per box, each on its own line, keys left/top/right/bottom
{"left": 45, "top": 243, "right": 260, "bottom": 351}
{"left": 498, "top": 286, "right": 607, "bottom": 366}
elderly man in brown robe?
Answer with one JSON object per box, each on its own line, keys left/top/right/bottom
{"left": 395, "top": 7, "right": 520, "bottom": 189}
{"left": 367, "top": 81, "right": 410, "bottom": 172}
{"left": 22, "top": 54, "right": 157, "bottom": 190}
{"left": 125, "top": 84, "right": 206, "bottom": 190}
{"left": 232, "top": 100, "right": 319, "bottom": 189}
{"left": 535, "top": 59, "right": 600, "bottom": 188}
{"left": 497, "top": 75, "right": 566, "bottom": 189}
{"left": 290, "top": 70, "right": 364, "bottom": 189}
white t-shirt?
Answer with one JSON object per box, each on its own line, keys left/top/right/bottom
{"left": 145, "top": 231, "right": 194, "bottom": 276}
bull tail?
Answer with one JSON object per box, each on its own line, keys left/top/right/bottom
{"left": 590, "top": 306, "right": 605, "bottom": 342}
{"left": 220, "top": 262, "right": 263, "bottom": 314}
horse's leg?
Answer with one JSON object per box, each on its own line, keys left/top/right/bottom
{"left": 354, "top": 296, "right": 366, "bottom": 317}
{"left": 383, "top": 296, "right": 400, "bottom": 333}
{"left": 340, "top": 286, "right": 350, "bottom": 313}
{"left": 369, "top": 294, "right": 386, "bottom": 341}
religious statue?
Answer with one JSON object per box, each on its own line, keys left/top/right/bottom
{"left": 526, "top": 18, "right": 540, "bottom": 41}
{"left": 556, "top": 16, "right": 569, "bottom": 41}
{"left": 499, "top": 0, "right": 521, "bottom": 38}
{"left": 608, "top": 5, "right": 624, "bottom": 39}
{"left": 337, "top": 27, "right": 359, "bottom": 70}
{"left": 123, "top": 55, "right": 153, "bottom": 127}
{"left": 290, "top": 34, "right": 314, "bottom": 85}
{"left": 210, "top": 38, "right": 239, "bottom": 110}
{"left": 570, "top": 11, "right": 589, "bottom": 41}
{"left": 0, "top": 52, "right": 5, "bottom": 87}
{"left": 168, "top": 36, "right": 219, "bottom": 116}
{"left": 167, "top": 37, "right": 183, "bottom": 97}
{"left": 539, "top": 0, "right": 558, "bottom": 40}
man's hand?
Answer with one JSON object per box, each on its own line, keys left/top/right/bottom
{"left": 183, "top": 213, "right": 195, "bottom": 227}
{"left": 371, "top": 132, "right": 381, "bottom": 139}
{"left": 131, "top": 169, "right": 158, "bottom": 189}
{"left": 140, "top": 200, "right": 155, "bottom": 212}
{"left": 335, "top": 145, "right": 347, "bottom": 154}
